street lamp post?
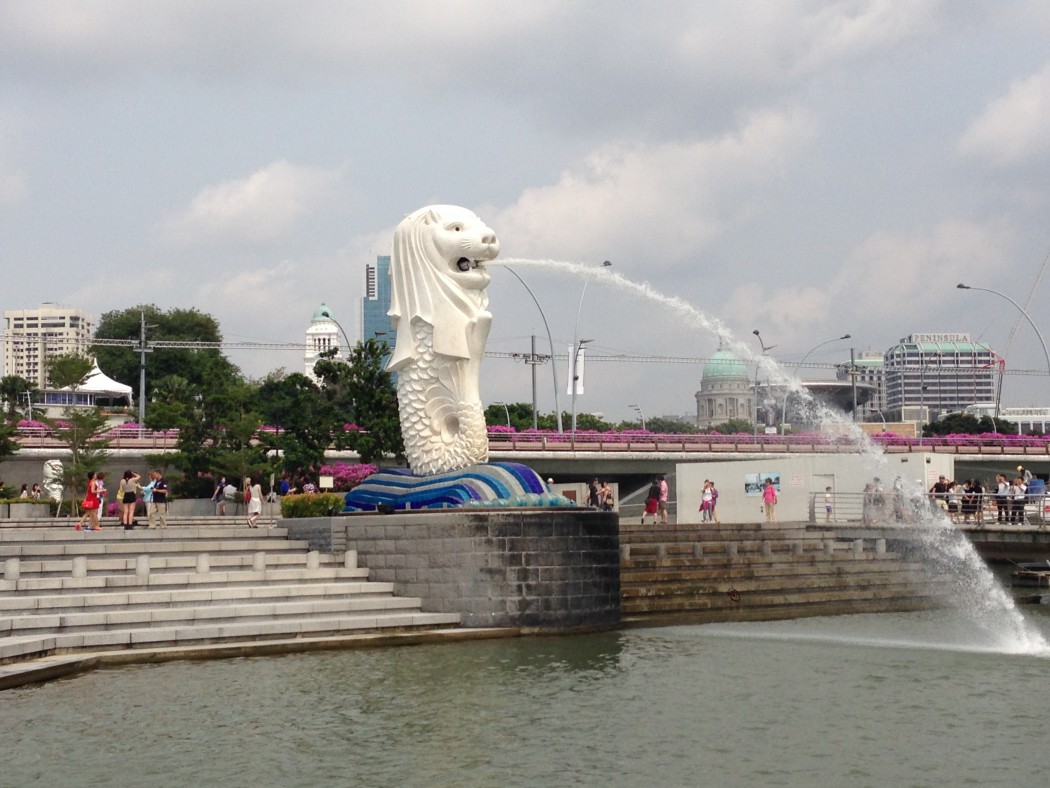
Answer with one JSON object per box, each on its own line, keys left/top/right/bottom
{"left": 956, "top": 283, "right": 1050, "bottom": 377}
{"left": 779, "top": 333, "right": 850, "bottom": 434}
{"left": 318, "top": 307, "right": 353, "bottom": 358}
{"left": 751, "top": 330, "right": 777, "bottom": 437}
{"left": 492, "top": 401, "right": 511, "bottom": 429}
{"left": 629, "top": 403, "right": 646, "bottom": 431}
{"left": 570, "top": 339, "right": 593, "bottom": 449}
{"left": 570, "top": 261, "right": 612, "bottom": 441}
{"left": 504, "top": 267, "right": 563, "bottom": 433}
{"left": 918, "top": 352, "right": 941, "bottom": 446}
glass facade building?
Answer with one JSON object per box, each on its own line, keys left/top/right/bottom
{"left": 361, "top": 255, "right": 395, "bottom": 345}
{"left": 882, "top": 333, "right": 997, "bottom": 421}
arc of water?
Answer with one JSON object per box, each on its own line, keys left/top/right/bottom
{"left": 495, "top": 256, "right": 1049, "bottom": 655}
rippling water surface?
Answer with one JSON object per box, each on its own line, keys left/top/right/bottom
{"left": 4, "top": 609, "right": 1050, "bottom": 787}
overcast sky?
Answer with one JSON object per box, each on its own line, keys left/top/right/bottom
{"left": 3, "top": 1, "right": 1050, "bottom": 423}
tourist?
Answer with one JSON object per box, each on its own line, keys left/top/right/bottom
{"left": 699, "top": 480, "right": 715, "bottom": 523}
{"left": 960, "top": 480, "right": 978, "bottom": 525}
{"left": 18, "top": 483, "right": 28, "bottom": 498}
{"left": 708, "top": 480, "right": 720, "bottom": 523}
{"left": 946, "top": 481, "right": 960, "bottom": 523}
{"left": 75, "top": 471, "right": 102, "bottom": 531}
{"left": 151, "top": 470, "right": 169, "bottom": 529}
{"left": 762, "top": 477, "right": 778, "bottom": 523}
{"left": 95, "top": 472, "right": 107, "bottom": 522}
{"left": 278, "top": 474, "right": 291, "bottom": 497}
{"left": 212, "top": 476, "right": 227, "bottom": 516}
{"left": 246, "top": 475, "right": 263, "bottom": 528}
{"left": 30, "top": 483, "right": 42, "bottom": 499}
{"left": 139, "top": 472, "right": 156, "bottom": 527}
{"left": 824, "top": 486, "right": 833, "bottom": 523}
{"left": 301, "top": 478, "right": 317, "bottom": 494}
{"left": 587, "top": 478, "right": 600, "bottom": 508}
{"left": 598, "top": 480, "right": 613, "bottom": 511}
{"left": 892, "top": 477, "right": 906, "bottom": 523}
{"left": 118, "top": 470, "right": 141, "bottom": 527}
{"left": 642, "top": 477, "right": 661, "bottom": 526}
{"left": 658, "top": 474, "right": 669, "bottom": 525}
{"left": 1009, "top": 476, "right": 1027, "bottom": 524}
{"left": 972, "top": 478, "right": 985, "bottom": 526}
{"left": 929, "top": 475, "right": 949, "bottom": 512}
{"left": 995, "top": 473, "right": 1010, "bottom": 523}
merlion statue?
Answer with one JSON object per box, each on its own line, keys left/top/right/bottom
{"left": 42, "top": 459, "right": 64, "bottom": 503}
{"left": 387, "top": 205, "right": 500, "bottom": 475}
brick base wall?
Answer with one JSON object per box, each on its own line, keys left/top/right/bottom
{"left": 286, "top": 509, "right": 620, "bottom": 629}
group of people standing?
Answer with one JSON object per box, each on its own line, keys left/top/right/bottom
{"left": 74, "top": 469, "right": 168, "bottom": 531}
{"left": 586, "top": 478, "right": 615, "bottom": 511}
{"left": 927, "top": 470, "right": 1035, "bottom": 525}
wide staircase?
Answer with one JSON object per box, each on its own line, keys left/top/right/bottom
{"left": 0, "top": 518, "right": 461, "bottom": 673}
{"left": 620, "top": 521, "right": 953, "bottom": 624}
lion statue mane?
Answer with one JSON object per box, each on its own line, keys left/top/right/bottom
{"left": 387, "top": 205, "right": 500, "bottom": 476}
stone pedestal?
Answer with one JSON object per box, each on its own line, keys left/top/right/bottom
{"left": 286, "top": 509, "right": 620, "bottom": 630}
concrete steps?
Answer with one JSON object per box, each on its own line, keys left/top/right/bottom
{"left": 620, "top": 522, "right": 952, "bottom": 623}
{"left": 0, "top": 523, "right": 461, "bottom": 665}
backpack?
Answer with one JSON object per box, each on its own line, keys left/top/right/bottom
{"left": 243, "top": 487, "right": 252, "bottom": 503}
{"left": 224, "top": 484, "right": 237, "bottom": 499}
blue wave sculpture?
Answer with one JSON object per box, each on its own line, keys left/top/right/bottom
{"left": 343, "top": 462, "right": 575, "bottom": 512}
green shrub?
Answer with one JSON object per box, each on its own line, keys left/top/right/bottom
{"left": 280, "top": 493, "right": 344, "bottom": 519}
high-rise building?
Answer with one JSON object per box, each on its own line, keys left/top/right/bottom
{"left": 836, "top": 351, "right": 886, "bottom": 422}
{"left": 2, "top": 304, "right": 95, "bottom": 387}
{"left": 882, "top": 333, "right": 997, "bottom": 421}
{"left": 303, "top": 303, "right": 342, "bottom": 381}
{"left": 361, "top": 255, "right": 395, "bottom": 345}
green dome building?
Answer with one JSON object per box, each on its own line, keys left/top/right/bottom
{"left": 695, "top": 346, "right": 753, "bottom": 429}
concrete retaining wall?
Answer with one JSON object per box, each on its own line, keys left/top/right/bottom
{"left": 285, "top": 509, "right": 620, "bottom": 630}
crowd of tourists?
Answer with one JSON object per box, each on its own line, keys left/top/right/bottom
{"left": 75, "top": 469, "right": 169, "bottom": 532}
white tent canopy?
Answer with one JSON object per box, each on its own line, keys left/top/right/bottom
{"left": 61, "top": 361, "right": 133, "bottom": 401}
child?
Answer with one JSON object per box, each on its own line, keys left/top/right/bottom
{"left": 824, "top": 486, "right": 833, "bottom": 523}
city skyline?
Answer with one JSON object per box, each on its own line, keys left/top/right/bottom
{"left": 3, "top": 3, "right": 1050, "bottom": 422}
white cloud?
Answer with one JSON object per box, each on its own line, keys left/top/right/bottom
{"left": 722, "top": 218, "right": 1013, "bottom": 350}
{"left": 491, "top": 107, "right": 816, "bottom": 266}
{"left": 0, "top": 130, "right": 27, "bottom": 206}
{"left": 958, "top": 62, "right": 1050, "bottom": 167}
{"left": 160, "top": 160, "right": 343, "bottom": 245}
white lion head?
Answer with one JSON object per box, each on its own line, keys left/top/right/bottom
{"left": 387, "top": 205, "right": 500, "bottom": 370}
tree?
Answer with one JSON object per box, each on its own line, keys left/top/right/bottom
{"left": 316, "top": 339, "right": 403, "bottom": 465}
{"left": 91, "top": 305, "right": 240, "bottom": 402}
{"left": 40, "top": 353, "right": 110, "bottom": 507}
{"left": 0, "top": 419, "right": 18, "bottom": 469}
{"left": 147, "top": 373, "right": 267, "bottom": 497}
{"left": 46, "top": 352, "right": 94, "bottom": 389}
{"left": 923, "top": 412, "right": 1017, "bottom": 437}
{"left": 256, "top": 372, "right": 331, "bottom": 474}
{"left": 0, "top": 375, "right": 37, "bottom": 422}
{"left": 707, "top": 419, "right": 755, "bottom": 435}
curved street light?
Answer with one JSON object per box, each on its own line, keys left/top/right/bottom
{"left": 629, "top": 403, "right": 646, "bottom": 431}
{"left": 779, "top": 333, "right": 851, "bottom": 434}
{"left": 570, "top": 261, "right": 613, "bottom": 440}
{"left": 504, "top": 266, "right": 563, "bottom": 433}
{"left": 956, "top": 283, "right": 1050, "bottom": 377}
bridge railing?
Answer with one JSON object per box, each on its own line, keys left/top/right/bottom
{"left": 12, "top": 423, "right": 1050, "bottom": 455}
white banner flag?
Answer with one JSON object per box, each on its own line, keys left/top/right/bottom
{"left": 566, "top": 346, "right": 586, "bottom": 395}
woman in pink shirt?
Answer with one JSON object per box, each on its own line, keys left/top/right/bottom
{"left": 762, "top": 478, "right": 778, "bottom": 523}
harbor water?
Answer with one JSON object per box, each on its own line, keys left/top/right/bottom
{"left": 3, "top": 608, "right": 1050, "bottom": 787}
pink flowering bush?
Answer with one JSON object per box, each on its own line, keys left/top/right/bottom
{"left": 318, "top": 462, "right": 378, "bottom": 491}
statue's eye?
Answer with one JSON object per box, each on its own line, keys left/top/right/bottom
{"left": 449, "top": 224, "right": 462, "bottom": 232}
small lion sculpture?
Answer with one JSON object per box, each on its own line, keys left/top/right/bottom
{"left": 388, "top": 205, "right": 500, "bottom": 476}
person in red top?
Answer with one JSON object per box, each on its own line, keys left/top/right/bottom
{"left": 75, "top": 471, "right": 102, "bottom": 531}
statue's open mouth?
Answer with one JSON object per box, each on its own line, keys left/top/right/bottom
{"left": 456, "top": 257, "right": 482, "bottom": 272}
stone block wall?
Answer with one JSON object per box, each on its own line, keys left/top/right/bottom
{"left": 286, "top": 510, "right": 620, "bottom": 629}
